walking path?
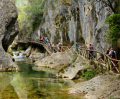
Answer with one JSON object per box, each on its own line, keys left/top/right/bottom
{"left": 17, "top": 39, "right": 120, "bottom": 73}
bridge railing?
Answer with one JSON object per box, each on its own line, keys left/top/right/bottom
{"left": 52, "top": 46, "right": 120, "bottom": 73}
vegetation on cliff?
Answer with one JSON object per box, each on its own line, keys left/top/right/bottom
{"left": 103, "top": 0, "right": 120, "bottom": 45}
{"left": 17, "top": 0, "right": 46, "bottom": 37}
{"left": 104, "top": 14, "right": 120, "bottom": 44}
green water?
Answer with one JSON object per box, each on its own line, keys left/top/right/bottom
{"left": 0, "top": 60, "right": 83, "bottom": 99}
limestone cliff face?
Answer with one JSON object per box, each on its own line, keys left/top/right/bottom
{"left": 0, "top": 0, "right": 19, "bottom": 71}
{"left": 33, "top": 0, "right": 113, "bottom": 50}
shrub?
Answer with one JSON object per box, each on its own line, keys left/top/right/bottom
{"left": 82, "top": 65, "right": 95, "bottom": 80}
{"left": 81, "top": 63, "right": 102, "bottom": 80}
{"left": 104, "top": 14, "right": 120, "bottom": 44}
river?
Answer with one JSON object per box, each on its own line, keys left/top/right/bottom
{"left": 0, "top": 58, "right": 83, "bottom": 99}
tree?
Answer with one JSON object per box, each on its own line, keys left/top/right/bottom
{"left": 17, "top": 0, "right": 46, "bottom": 37}
{"left": 96, "top": 0, "right": 120, "bottom": 44}
{"left": 104, "top": 14, "right": 120, "bottom": 44}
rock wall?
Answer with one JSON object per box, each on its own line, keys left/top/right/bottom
{"left": 31, "top": 0, "right": 113, "bottom": 51}
{"left": 0, "top": 0, "right": 19, "bottom": 71}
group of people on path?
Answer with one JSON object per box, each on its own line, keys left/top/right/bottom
{"left": 76, "top": 44, "right": 92, "bottom": 58}
{"left": 41, "top": 37, "right": 117, "bottom": 64}
{"left": 106, "top": 48, "right": 117, "bottom": 59}
{"left": 40, "top": 36, "right": 63, "bottom": 52}
{"left": 76, "top": 44, "right": 82, "bottom": 54}
{"left": 88, "top": 44, "right": 117, "bottom": 67}
{"left": 40, "top": 36, "right": 52, "bottom": 46}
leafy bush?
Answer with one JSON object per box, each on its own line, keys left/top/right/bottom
{"left": 82, "top": 65, "right": 95, "bottom": 80}
{"left": 81, "top": 63, "right": 102, "bottom": 80}
{"left": 108, "top": 96, "right": 114, "bottom": 99}
{"left": 104, "top": 14, "right": 120, "bottom": 44}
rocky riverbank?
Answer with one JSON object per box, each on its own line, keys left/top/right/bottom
{"left": 32, "top": 50, "right": 120, "bottom": 99}
{"left": 70, "top": 74, "right": 120, "bottom": 99}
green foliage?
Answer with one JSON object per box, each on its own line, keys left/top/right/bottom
{"left": 81, "top": 63, "right": 102, "bottom": 80}
{"left": 108, "top": 95, "right": 114, "bottom": 99}
{"left": 104, "top": 14, "right": 120, "bottom": 44}
{"left": 82, "top": 65, "right": 95, "bottom": 80}
{"left": 17, "top": 0, "right": 46, "bottom": 37}
{"left": 95, "top": 66, "right": 102, "bottom": 74}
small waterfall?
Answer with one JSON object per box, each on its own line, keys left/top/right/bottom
{"left": 13, "top": 51, "right": 26, "bottom": 61}
{"left": 19, "top": 52, "right": 23, "bottom": 57}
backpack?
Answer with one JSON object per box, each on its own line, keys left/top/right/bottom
{"left": 90, "top": 46, "right": 93, "bottom": 50}
{"left": 111, "top": 51, "right": 115, "bottom": 58}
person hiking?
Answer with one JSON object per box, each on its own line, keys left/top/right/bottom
{"left": 44, "top": 37, "right": 48, "bottom": 43}
{"left": 41, "top": 36, "right": 44, "bottom": 41}
{"left": 106, "top": 48, "right": 110, "bottom": 55}
{"left": 47, "top": 41, "right": 51, "bottom": 46}
{"left": 106, "top": 48, "right": 110, "bottom": 57}
{"left": 109, "top": 48, "right": 116, "bottom": 67}
{"left": 89, "top": 44, "right": 93, "bottom": 59}
{"left": 59, "top": 46, "right": 62, "bottom": 52}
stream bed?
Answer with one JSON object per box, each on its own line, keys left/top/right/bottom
{"left": 0, "top": 58, "right": 84, "bottom": 99}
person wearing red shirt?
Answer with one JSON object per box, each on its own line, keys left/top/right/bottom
{"left": 89, "top": 44, "right": 93, "bottom": 59}
{"left": 59, "top": 47, "right": 62, "bottom": 52}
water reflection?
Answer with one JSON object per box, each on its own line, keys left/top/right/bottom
{"left": 0, "top": 72, "right": 16, "bottom": 99}
{"left": 0, "top": 61, "right": 83, "bottom": 99}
